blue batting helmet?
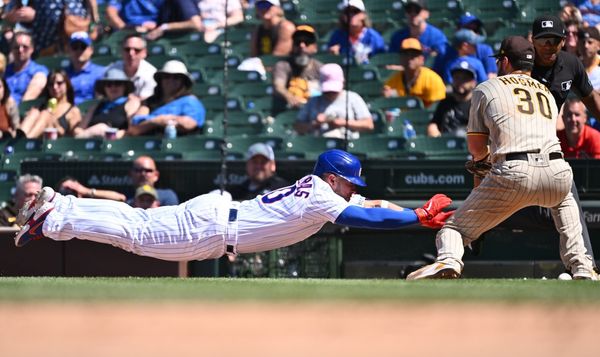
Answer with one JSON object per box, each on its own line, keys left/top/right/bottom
{"left": 313, "top": 149, "right": 366, "bottom": 186}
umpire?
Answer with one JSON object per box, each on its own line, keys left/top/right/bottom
{"left": 530, "top": 15, "right": 598, "bottom": 268}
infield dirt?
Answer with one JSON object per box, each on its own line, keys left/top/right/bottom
{"left": 1, "top": 303, "right": 597, "bottom": 357}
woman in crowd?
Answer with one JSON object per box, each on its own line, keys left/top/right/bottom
{"left": 74, "top": 68, "right": 140, "bottom": 139}
{"left": 327, "top": 0, "right": 386, "bottom": 64}
{"left": 0, "top": 77, "right": 20, "bottom": 138}
{"left": 128, "top": 60, "right": 205, "bottom": 136}
{"left": 19, "top": 70, "right": 81, "bottom": 138}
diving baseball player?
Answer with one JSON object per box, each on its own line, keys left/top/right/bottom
{"left": 407, "top": 36, "right": 598, "bottom": 280}
{"left": 14, "top": 150, "right": 453, "bottom": 262}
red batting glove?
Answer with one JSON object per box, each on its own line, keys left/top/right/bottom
{"left": 421, "top": 210, "right": 454, "bottom": 229}
{"left": 414, "top": 194, "right": 452, "bottom": 223}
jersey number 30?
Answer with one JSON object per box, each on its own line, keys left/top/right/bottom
{"left": 513, "top": 88, "right": 552, "bottom": 119}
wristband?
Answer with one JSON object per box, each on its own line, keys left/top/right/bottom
{"left": 90, "top": 188, "right": 96, "bottom": 198}
{"left": 160, "top": 23, "right": 169, "bottom": 31}
{"left": 380, "top": 200, "right": 389, "bottom": 209}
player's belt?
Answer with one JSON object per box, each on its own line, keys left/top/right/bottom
{"left": 505, "top": 152, "right": 563, "bottom": 161}
{"left": 225, "top": 202, "right": 240, "bottom": 255}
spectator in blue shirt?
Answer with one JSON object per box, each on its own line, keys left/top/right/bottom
{"left": 66, "top": 32, "right": 107, "bottom": 105}
{"left": 327, "top": 0, "right": 386, "bottom": 64}
{"left": 456, "top": 13, "right": 497, "bottom": 79}
{"left": 106, "top": 0, "right": 164, "bottom": 33}
{"left": 145, "top": 0, "right": 202, "bottom": 41}
{"left": 4, "top": 32, "right": 48, "bottom": 104}
{"left": 433, "top": 29, "right": 488, "bottom": 84}
{"left": 129, "top": 60, "right": 205, "bottom": 136}
{"left": 389, "top": 0, "right": 448, "bottom": 58}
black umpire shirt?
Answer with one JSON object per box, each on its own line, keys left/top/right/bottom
{"left": 531, "top": 51, "right": 594, "bottom": 108}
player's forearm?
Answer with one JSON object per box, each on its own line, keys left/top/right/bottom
{"left": 335, "top": 205, "right": 418, "bottom": 229}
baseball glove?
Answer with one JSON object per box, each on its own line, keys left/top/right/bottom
{"left": 465, "top": 154, "right": 492, "bottom": 179}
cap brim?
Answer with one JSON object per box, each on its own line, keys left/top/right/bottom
{"left": 341, "top": 174, "right": 367, "bottom": 187}
{"left": 321, "top": 81, "right": 344, "bottom": 92}
{"left": 533, "top": 31, "right": 565, "bottom": 39}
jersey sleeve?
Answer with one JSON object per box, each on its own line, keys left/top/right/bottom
{"left": 467, "top": 87, "right": 490, "bottom": 134}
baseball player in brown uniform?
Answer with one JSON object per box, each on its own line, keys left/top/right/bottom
{"left": 407, "top": 36, "right": 598, "bottom": 280}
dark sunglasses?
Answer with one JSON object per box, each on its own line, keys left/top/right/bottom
{"left": 70, "top": 43, "right": 88, "bottom": 51}
{"left": 132, "top": 167, "right": 155, "bottom": 174}
{"left": 104, "top": 81, "right": 125, "bottom": 87}
{"left": 293, "top": 36, "right": 316, "bottom": 45}
{"left": 534, "top": 37, "right": 563, "bottom": 46}
{"left": 123, "top": 46, "right": 144, "bottom": 53}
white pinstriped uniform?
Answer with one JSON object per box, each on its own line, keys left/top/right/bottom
{"left": 436, "top": 73, "right": 594, "bottom": 272}
{"left": 42, "top": 175, "right": 350, "bottom": 261}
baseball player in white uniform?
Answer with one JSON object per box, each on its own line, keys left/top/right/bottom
{"left": 407, "top": 36, "right": 598, "bottom": 280}
{"left": 15, "top": 150, "right": 454, "bottom": 262}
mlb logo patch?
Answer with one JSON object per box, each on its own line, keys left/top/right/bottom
{"left": 541, "top": 21, "right": 554, "bottom": 28}
{"left": 561, "top": 80, "right": 572, "bottom": 91}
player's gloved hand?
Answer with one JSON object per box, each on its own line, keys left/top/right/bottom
{"left": 420, "top": 210, "right": 454, "bottom": 229}
{"left": 465, "top": 154, "right": 492, "bottom": 179}
{"left": 414, "top": 194, "right": 452, "bottom": 224}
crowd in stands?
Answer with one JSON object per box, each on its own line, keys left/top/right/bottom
{"left": 1, "top": 0, "right": 600, "bottom": 215}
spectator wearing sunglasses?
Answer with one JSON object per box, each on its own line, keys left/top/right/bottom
{"left": 74, "top": 68, "right": 140, "bottom": 139}
{"left": 327, "top": 0, "right": 386, "bottom": 64}
{"left": 4, "top": 32, "right": 48, "bottom": 104}
{"left": 272, "top": 25, "right": 323, "bottom": 116}
{"left": 126, "top": 155, "right": 179, "bottom": 206}
{"left": 66, "top": 32, "right": 107, "bottom": 105}
{"left": 128, "top": 60, "right": 205, "bottom": 136}
{"left": 251, "top": 0, "right": 295, "bottom": 57}
{"left": 105, "top": 33, "right": 157, "bottom": 100}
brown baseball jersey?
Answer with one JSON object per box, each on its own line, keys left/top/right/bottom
{"left": 468, "top": 73, "right": 562, "bottom": 157}
{"left": 431, "top": 73, "right": 595, "bottom": 277}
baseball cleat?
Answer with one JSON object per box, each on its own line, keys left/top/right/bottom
{"left": 16, "top": 186, "right": 56, "bottom": 226}
{"left": 572, "top": 267, "right": 599, "bottom": 281}
{"left": 15, "top": 187, "right": 57, "bottom": 247}
{"left": 406, "top": 258, "right": 462, "bottom": 280}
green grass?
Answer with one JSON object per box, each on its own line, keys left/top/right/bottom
{"left": 1, "top": 277, "right": 599, "bottom": 303}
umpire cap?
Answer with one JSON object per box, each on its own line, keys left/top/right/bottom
{"left": 313, "top": 149, "right": 366, "bottom": 186}
{"left": 532, "top": 15, "right": 566, "bottom": 39}
{"left": 491, "top": 36, "right": 534, "bottom": 66}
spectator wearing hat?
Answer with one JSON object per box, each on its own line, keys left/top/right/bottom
{"left": 105, "top": 33, "right": 157, "bottom": 100}
{"left": 382, "top": 38, "right": 445, "bottom": 108}
{"left": 427, "top": 61, "right": 477, "bottom": 137}
{"left": 132, "top": 184, "right": 160, "bottom": 209}
{"left": 557, "top": 97, "right": 600, "bottom": 158}
{"left": 456, "top": 13, "right": 497, "bottom": 79}
{"left": 18, "top": 69, "right": 82, "bottom": 138}
{"left": 433, "top": 29, "right": 488, "bottom": 84}
{"left": 129, "top": 60, "right": 205, "bottom": 136}
{"left": 4, "top": 32, "right": 49, "bottom": 104}
{"left": 578, "top": 26, "right": 600, "bottom": 90}
{"left": 145, "top": 0, "right": 202, "bottom": 41}
{"left": 389, "top": 0, "right": 448, "bottom": 58}
{"left": 227, "top": 143, "right": 290, "bottom": 201}
{"left": 251, "top": 0, "right": 295, "bottom": 56}
{"left": 106, "top": 0, "right": 164, "bottom": 33}
{"left": 74, "top": 68, "right": 140, "bottom": 139}
{"left": 272, "top": 25, "right": 323, "bottom": 115}
{"left": 327, "top": 0, "right": 386, "bottom": 64}
{"left": 295, "top": 63, "right": 374, "bottom": 139}
{"left": 66, "top": 31, "right": 107, "bottom": 105}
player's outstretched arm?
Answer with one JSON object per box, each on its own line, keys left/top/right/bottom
{"left": 335, "top": 194, "right": 453, "bottom": 230}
